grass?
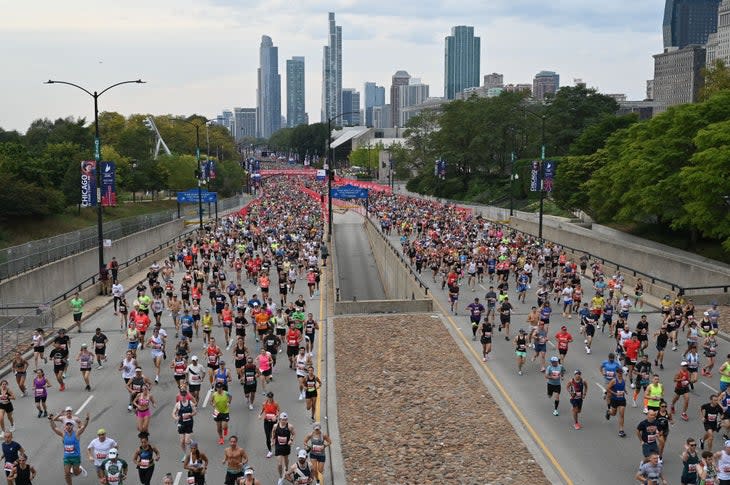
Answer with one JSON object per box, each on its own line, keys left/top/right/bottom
{"left": 0, "top": 198, "right": 179, "bottom": 249}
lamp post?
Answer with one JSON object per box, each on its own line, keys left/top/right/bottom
{"left": 45, "top": 78, "right": 144, "bottom": 274}
{"left": 326, "top": 111, "right": 358, "bottom": 241}
{"left": 179, "top": 116, "right": 214, "bottom": 230}
{"left": 509, "top": 152, "right": 518, "bottom": 217}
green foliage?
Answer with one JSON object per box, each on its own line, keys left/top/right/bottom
{"left": 0, "top": 172, "right": 65, "bottom": 220}
{"left": 268, "top": 123, "right": 328, "bottom": 164}
{"left": 157, "top": 154, "right": 198, "bottom": 191}
{"left": 700, "top": 60, "right": 730, "bottom": 101}
{"left": 568, "top": 114, "right": 638, "bottom": 156}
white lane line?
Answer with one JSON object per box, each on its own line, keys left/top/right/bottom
{"left": 594, "top": 382, "right": 606, "bottom": 393}
{"left": 548, "top": 341, "right": 555, "bottom": 348}
{"left": 479, "top": 284, "right": 487, "bottom": 291}
{"left": 702, "top": 382, "right": 719, "bottom": 393}
{"left": 75, "top": 395, "right": 94, "bottom": 415}
{"left": 173, "top": 471, "right": 182, "bottom": 485}
{"left": 202, "top": 389, "right": 212, "bottom": 408}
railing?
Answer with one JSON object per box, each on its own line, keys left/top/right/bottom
{"left": 0, "top": 195, "right": 246, "bottom": 281}
{"left": 0, "top": 304, "right": 54, "bottom": 359}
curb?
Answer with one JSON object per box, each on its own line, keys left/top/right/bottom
{"left": 324, "top": 315, "right": 347, "bottom": 485}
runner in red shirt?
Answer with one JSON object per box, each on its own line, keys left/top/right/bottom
{"left": 205, "top": 337, "right": 223, "bottom": 387}
{"left": 555, "top": 326, "right": 574, "bottom": 365}
{"left": 622, "top": 334, "right": 641, "bottom": 384}
{"left": 134, "top": 311, "right": 151, "bottom": 350}
{"left": 286, "top": 324, "right": 302, "bottom": 369}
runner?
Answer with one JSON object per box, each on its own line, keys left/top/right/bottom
{"left": 75, "top": 343, "right": 94, "bottom": 391}
{"left": 147, "top": 327, "right": 166, "bottom": 384}
{"left": 99, "top": 448, "right": 127, "bottom": 485}
{"left": 498, "top": 296, "right": 513, "bottom": 341}
{"left": 567, "top": 370, "right": 588, "bottom": 430}
{"left": 49, "top": 340, "right": 68, "bottom": 392}
{"left": 259, "top": 392, "right": 281, "bottom": 459}
{"left": 10, "top": 353, "right": 27, "bottom": 398}
{"left": 125, "top": 368, "right": 151, "bottom": 413}
{"left": 243, "top": 357, "right": 261, "bottom": 410}
{"left": 545, "top": 356, "right": 564, "bottom": 416}
{"left": 605, "top": 367, "right": 628, "bottom": 437}
{"left": 205, "top": 338, "right": 223, "bottom": 388}
{"left": 636, "top": 409, "right": 661, "bottom": 458}
{"left": 514, "top": 329, "right": 528, "bottom": 376}
{"left": 700, "top": 394, "right": 724, "bottom": 452}
{"left": 634, "top": 452, "right": 665, "bottom": 485}
{"left": 32, "top": 329, "right": 47, "bottom": 369}
{"left": 467, "top": 298, "right": 485, "bottom": 341}
{"left": 32, "top": 369, "right": 50, "bottom": 418}
{"left": 633, "top": 354, "right": 653, "bottom": 412}
{"left": 303, "top": 366, "right": 321, "bottom": 422}
{"left": 1, "top": 432, "right": 24, "bottom": 485}
{"left": 480, "top": 319, "right": 493, "bottom": 362}
{"left": 48, "top": 411, "right": 89, "bottom": 485}
{"left": 284, "top": 449, "right": 314, "bottom": 485}
{"left": 132, "top": 431, "right": 160, "bottom": 485}
{"left": 531, "top": 322, "right": 548, "bottom": 372}
{"left": 132, "top": 386, "right": 156, "bottom": 433}
{"left": 90, "top": 328, "right": 108, "bottom": 369}
{"left": 6, "top": 453, "right": 35, "bottom": 485}
{"left": 257, "top": 347, "right": 274, "bottom": 393}
{"left": 0, "top": 382, "right": 15, "bottom": 433}
{"left": 555, "top": 325, "right": 573, "bottom": 365}
{"left": 671, "top": 361, "right": 692, "bottom": 421}
{"left": 222, "top": 436, "right": 248, "bottom": 485}
{"left": 69, "top": 292, "right": 84, "bottom": 333}
{"left": 303, "top": 314, "right": 319, "bottom": 356}
{"left": 86, "top": 428, "right": 118, "bottom": 482}
{"left": 272, "top": 413, "right": 295, "bottom": 485}
{"left": 211, "top": 382, "right": 232, "bottom": 445}
{"left": 171, "top": 392, "right": 197, "bottom": 461}
{"left": 186, "top": 356, "right": 206, "bottom": 402}
{"left": 183, "top": 441, "right": 208, "bottom": 485}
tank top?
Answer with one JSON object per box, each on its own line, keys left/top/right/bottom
{"left": 33, "top": 377, "right": 47, "bottom": 399}
{"left": 258, "top": 353, "right": 271, "bottom": 372}
{"left": 80, "top": 352, "right": 92, "bottom": 369}
{"left": 63, "top": 431, "right": 80, "bottom": 458}
{"left": 33, "top": 334, "right": 43, "bottom": 348}
{"left": 274, "top": 424, "right": 291, "bottom": 448}
{"left": 682, "top": 452, "right": 700, "bottom": 482}
{"left": 243, "top": 366, "right": 257, "bottom": 386}
{"left": 150, "top": 335, "right": 163, "bottom": 351}
{"left": 304, "top": 320, "right": 315, "bottom": 334}
{"left": 178, "top": 401, "right": 193, "bottom": 423}
{"left": 206, "top": 347, "right": 219, "bottom": 366}
{"left": 262, "top": 402, "right": 278, "bottom": 422}
{"left": 516, "top": 336, "right": 527, "bottom": 352}
{"left": 647, "top": 384, "right": 663, "bottom": 407}
{"left": 214, "top": 368, "right": 228, "bottom": 385}
{"left": 174, "top": 359, "right": 186, "bottom": 377}
{"left": 13, "top": 465, "right": 31, "bottom": 485}
{"left": 305, "top": 376, "right": 317, "bottom": 394}
{"left": 611, "top": 379, "right": 626, "bottom": 400}
{"left": 296, "top": 355, "right": 308, "bottom": 376}
{"left": 138, "top": 446, "right": 153, "bottom": 469}
{"left": 292, "top": 461, "right": 312, "bottom": 484}
{"left": 130, "top": 376, "right": 145, "bottom": 393}
{"left": 235, "top": 346, "right": 247, "bottom": 362}
{"left": 687, "top": 352, "right": 699, "bottom": 370}
{"left": 309, "top": 434, "right": 325, "bottom": 455}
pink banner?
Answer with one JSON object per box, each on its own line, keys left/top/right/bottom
{"left": 259, "top": 169, "right": 317, "bottom": 177}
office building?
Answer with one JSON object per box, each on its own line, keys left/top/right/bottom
{"left": 256, "top": 35, "right": 281, "bottom": 138}
{"left": 233, "top": 108, "right": 257, "bottom": 142}
{"left": 373, "top": 104, "right": 392, "bottom": 129}
{"left": 390, "top": 70, "right": 411, "bottom": 127}
{"left": 286, "top": 56, "right": 306, "bottom": 128}
{"left": 398, "top": 78, "right": 430, "bottom": 127}
{"left": 663, "top": 0, "right": 721, "bottom": 48}
{"left": 706, "top": 0, "right": 730, "bottom": 65}
{"left": 444, "top": 26, "right": 480, "bottom": 100}
{"left": 322, "top": 12, "right": 343, "bottom": 122}
{"left": 653, "top": 45, "right": 706, "bottom": 113}
{"left": 483, "top": 73, "right": 504, "bottom": 90}
{"left": 218, "top": 110, "right": 234, "bottom": 134}
{"left": 532, "top": 71, "right": 560, "bottom": 101}
{"left": 341, "top": 88, "right": 361, "bottom": 125}
{"left": 363, "top": 82, "right": 386, "bottom": 127}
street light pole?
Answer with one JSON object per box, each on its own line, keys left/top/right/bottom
{"left": 326, "top": 111, "right": 358, "bottom": 241}
{"left": 509, "top": 151, "right": 516, "bottom": 217}
{"left": 180, "top": 116, "right": 213, "bottom": 230}
{"left": 539, "top": 114, "right": 546, "bottom": 240}
{"left": 45, "top": 79, "right": 145, "bottom": 274}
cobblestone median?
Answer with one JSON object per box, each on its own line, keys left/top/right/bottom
{"left": 334, "top": 314, "right": 550, "bottom": 485}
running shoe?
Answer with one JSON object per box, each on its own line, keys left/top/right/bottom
{"left": 700, "top": 439, "right": 705, "bottom": 450}
{"left": 681, "top": 413, "right": 689, "bottom": 421}
{"left": 618, "top": 430, "right": 626, "bottom": 438}
{"left": 553, "top": 409, "right": 559, "bottom": 416}
{"left": 248, "top": 404, "right": 254, "bottom": 410}
{"left": 574, "top": 422, "right": 581, "bottom": 430}
{"left": 605, "top": 410, "right": 610, "bottom": 420}
{"left": 266, "top": 451, "right": 273, "bottom": 458}
{"left": 79, "top": 466, "right": 88, "bottom": 477}
{"left": 218, "top": 437, "right": 224, "bottom": 445}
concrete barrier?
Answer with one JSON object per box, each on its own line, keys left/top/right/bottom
{"left": 0, "top": 219, "right": 188, "bottom": 309}
{"left": 335, "top": 299, "right": 433, "bottom": 314}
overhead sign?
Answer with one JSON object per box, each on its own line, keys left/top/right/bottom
{"left": 176, "top": 189, "right": 217, "bottom": 203}
{"left": 331, "top": 184, "right": 369, "bottom": 200}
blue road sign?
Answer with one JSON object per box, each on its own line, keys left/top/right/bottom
{"left": 177, "top": 189, "right": 217, "bottom": 203}
{"left": 331, "top": 184, "right": 369, "bottom": 200}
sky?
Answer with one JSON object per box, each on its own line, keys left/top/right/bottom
{"left": 0, "top": 0, "right": 665, "bottom": 133}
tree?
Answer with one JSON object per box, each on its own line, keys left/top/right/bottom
{"left": 700, "top": 59, "right": 730, "bottom": 101}
{"left": 568, "top": 113, "right": 638, "bottom": 156}
{"left": 157, "top": 154, "right": 197, "bottom": 191}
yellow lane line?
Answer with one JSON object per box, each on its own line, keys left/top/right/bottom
{"left": 432, "top": 296, "right": 574, "bottom": 485}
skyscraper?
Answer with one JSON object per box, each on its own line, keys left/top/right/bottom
{"left": 483, "top": 73, "right": 504, "bottom": 90}
{"left": 257, "top": 35, "right": 281, "bottom": 138}
{"left": 398, "top": 78, "right": 430, "bottom": 127}
{"left": 444, "top": 26, "right": 481, "bottom": 100}
{"left": 705, "top": 0, "right": 730, "bottom": 65}
{"left": 341, "top": 89, "right": 361, "bottom": 125}
{"left": 322, "top": 12, "right": 342, "bottom": 122}
{"left": 663, "top": 0, "right": 721, "bottom": 48}
{"left": 286, "top": 56, "right": 306, "bottom": 128}
{"left": 390, "top": 70, "right": 411, "bottom": 127}
{"left": 532, "top": 71, "right": 560, "bottom": 101}
{"left": 363, "top": 82, "right": 386, "bottom": 127}
{"left": 233, "top": 108, "right": 257, "bottom": 142}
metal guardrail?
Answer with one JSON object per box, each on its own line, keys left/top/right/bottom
{"left": 0, "top": 304, "right": 54, "bottom": 357}
{"left": 0, "top": 195, "right": 245, "bottom": 281}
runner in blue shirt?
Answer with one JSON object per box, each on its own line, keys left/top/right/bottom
{"left": 545, "top": 356, "right": 565, "bottom": 416}
{"left": 466, "top": 298, "right": 485, "bottom": 341}
{"left": 50, "top": 411, "right": 90, "bottom": 484}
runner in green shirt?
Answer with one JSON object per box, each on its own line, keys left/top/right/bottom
{"left": 211, "top": 383, "right": 232, "bottom": 445}
{"left": 70, "top": 293, "right": 85, "bottom": 333}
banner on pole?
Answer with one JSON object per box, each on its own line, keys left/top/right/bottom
{"left": 530, "top": 160, "right": 540, "bottom": 192}
{"left": 100, "top": 161, "right": 117, "bottom": 206}
{"left": 543, "top": 160, "right": 555, "bottom": 192}
{"left": 80, "top": 160, "right": 97, "bottom": 207}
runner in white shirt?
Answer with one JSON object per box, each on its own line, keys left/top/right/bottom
{"left": 186, "top": 356, "right": 206, "bottom": 402}
{"left": 86, "top": 429, "right": 118, "bottom": 480}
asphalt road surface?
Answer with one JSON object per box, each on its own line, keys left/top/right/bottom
{"left": 334, "top": 212, "right": 386, "bottom": 302}
{"left": 380, "top": 224, "right": 725, "bottom": 485}
{"left": 8, "top": 261, "right": 328, "bottom": 485}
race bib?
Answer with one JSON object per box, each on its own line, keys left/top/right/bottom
{"left": 140, "top": 459, "right": 150, "bottom": 468}
{"left": 265, "top": 413, "right": 276, "bottom": 421}
{"left": 3, "top": 463, "right": 13, "bottom": 472}
{"left": 182, "top": 413, "right": 192, "bottom": 421}
{"left": 34, "top": 388, "right": 44, "bottom": 397}
{"left": 96, "top": 452, "right": 107, "bottom": 460}
{"left": 64, "top": 445, "right": 75, "bottom": 453}
{"left": 312, "top": 444, "right": 324, "bottom": 453}
{"left": 277, "top": 435, "right": 288, "bottom": 445}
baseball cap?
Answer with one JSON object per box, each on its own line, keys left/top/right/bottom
{"left": 704, "top": 311, "right": 710, "bottom": 316}
{"left": 616, "top": 367, "right": 624, "bottom": 373}
{"left": 204, "top": 309, "right": 209, "bottom": 313}
{"left": 725, "top": 440, "right": 730, "bottom": 448}
{"left": 266, "top": 391, "right": 274, "bottom": 398}
{"left": 189, "top": 441, "right": 198, "bottom": 448}
{"left": 561, "top": 325, "right": 567, "bottom": 330}
{"left": 279, "top": 412, "right": 288, "bottom": 420}
{"left": 681, "top": 361, "right": 688, "bottom": 366}
{"left": 298, "top": 449, "right": 307, "bottom": 458}
{"left": 244, "top": 469, "right": 254, "bottom": 476}
{"left": 64, "top": 406, "right": 73, "bottom": 412}
{"left": 97, "top": 428, "right": 106, "bottom": 435}
{"left": 80, "top": 343, "right": 87, "bottom": 348}
{"left": 574, "top": 370, "right": 581, "bottom": 375}
{"left": 550, "top": 356, "right": 559, "bottom": 362}
{"left": 313, "top": 422, "right": 321, "bottom": 430}
{"left": 135, "top": 367, "right": 142, "bottom": 372}
{"left": 191, "top": 356, "right": 198, "bottom": 361}
{"left": 108, "top": 448, "right": 118, "bottom": 458}
{"left": 253, "top": 302, "right": 260, "bottom": 306}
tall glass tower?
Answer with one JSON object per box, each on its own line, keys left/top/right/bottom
{"left": 286, "top": 57, "right": 306, "bottom": 128}
{"left": 322, "top": 12, "right": 342, "bottom": 122}
{"left": 663, "top": 0, "right": 721, "bottom": 48}
{"left": 257, "top": 35, "right": 281, "bottom": 138}
{"left": 444, "top": 26, "right": 481, "bottom": 100}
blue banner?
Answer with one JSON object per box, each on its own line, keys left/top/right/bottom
{"left": 100, "top": 161, "right": 117, "bottom": 206}
{"left": 177, "top": 189, "right": 217, "bottom": 203}
{"left": 543, "top": 160, "right": 555, "bottom": 192}
{"left": 80, "top": 160, "right": 97, "bottom": 207}
{"left": 331, "top": 184, "right": 369, "bottom": 200}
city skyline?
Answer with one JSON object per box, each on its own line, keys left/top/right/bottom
{"left": 1, "top": 0, "right": 664, "bottom": 132}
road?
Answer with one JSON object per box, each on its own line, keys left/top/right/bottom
{"left": 9, "top": 261, "right": 328, "bottom": 485}
{"left": 333, "top": 212, "right": 386, "bottom": 302}
{"left": 379, "top": 223, "right": 723, "bottom": 484}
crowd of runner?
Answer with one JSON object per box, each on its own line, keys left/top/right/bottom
{"left": 364, "top": 189, "right": 727, "bottom": 485}
{"left": 1, "top": 177, "right": 332, "bottom": 485}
